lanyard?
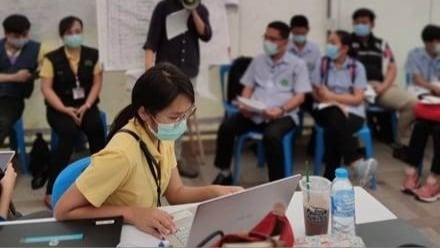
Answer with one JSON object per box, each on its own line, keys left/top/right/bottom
{"left": 119, "top": 129, "right": 162, "bottom": 207}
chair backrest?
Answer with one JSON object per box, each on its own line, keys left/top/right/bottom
{"left": 51, "top": 157, "right": 91, "bottom": 208}
{"left": 219, "top": 64, "right": 231, "bottom": 104}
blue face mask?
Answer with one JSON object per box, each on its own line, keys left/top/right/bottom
{"left": 63, "top": 34, "right": 83, "bottom": 48}
{"left": 263, "top": 40, "right": 279, "bottom": 56}
{"left": 149, "top": 119, "right": 187, "bottom": 141}
{"left": 353, "top": 24, "right": 370, "bottom": 37}
{"left": 435, "top": 43, "right": 440, "bottom": 55}
{"left": 291, "top": 34, "right": 307, "bottom": 44}
{"left": 325, "top": 44, "right": 340, "bottom": 60}
{"left": 7, "top": 37, "right": 29, "bottom": 49}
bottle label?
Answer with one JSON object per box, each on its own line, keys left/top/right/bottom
{"left": 331, "top": 190, "right": 355, "bottom": 217}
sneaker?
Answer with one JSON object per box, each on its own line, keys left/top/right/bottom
{"left": 212, "top": 172, "right": 233, "bottom": 185}
{"left": 353, "top": 158, "right": 378, "bottom": 187}
{"left": 400, "top": 172, "right": 419, "bottom": 195}
{"left": 177, "top": 159, "right": 199, "bottom": 178}
{"left": 414, "top": 182, "right": 440, "bottom": 203}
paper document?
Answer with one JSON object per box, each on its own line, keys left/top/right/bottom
{"left": 420, "top": 95, "right": 440, "bottom": 105}
{"left": 237, "top": 97, "right": 267, "bottom": 113}
{"left": 166, "top": 9, "right": 190, "bottom": 40}
{"left": 364, "top": 84, "right": 377, "bottom": 104}
{"left": 316, "top": 102, "right": 336, "bottom": 110}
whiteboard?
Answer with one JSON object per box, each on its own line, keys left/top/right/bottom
{"left": 97, "top": 0, "right": 231, "bottom": 71}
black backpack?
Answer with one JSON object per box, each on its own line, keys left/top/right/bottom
{"left": 226, "top": 56, "right": 253, "bottom": 103}
{"left": 29, "top": 132, "right": 51, "bottom": 189}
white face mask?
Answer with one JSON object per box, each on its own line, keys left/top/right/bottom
{"left": 263, "top": 40, "right": 279, "bottom": 56}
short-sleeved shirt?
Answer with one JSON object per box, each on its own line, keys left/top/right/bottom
{"left": 40, "top": 48, "right": 101, "bottom": 78}
{"left": 405, "top": 47, "right": 440, "bottom": 94}
{"left": 288, "top": 40, "right": 321, "bottom": 79}
{"left": 311, "top": 57, "right": 367, "bottom": 118}
{"left": 75, "top": 118, "right": 177, "bottom": 208}
{"left": 143, "top": 0, "right": 212, "bottom": 77}
{"left": 240, "top": 51, "right": 311, "bottom": 124}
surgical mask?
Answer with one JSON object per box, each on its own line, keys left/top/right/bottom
{"left": 291, "top": 34, "right": 306, "bottom": 44}
{"left": 353, "top": 24, "right": 370, "bottom": 37}
{"left": 263, "top": 40, "right": 279, "bottom": 56}
{"left": 435, "top": 43, "right": 440, "bottom": 55}
{"left": 7, "top": 37, "right": 29, "bottom": 49}
{"left": 325, "top": 44, "right": 340, "bottom": 60}
{"left": 148, "top": 119, "right": 187, "bottom": 141}
{"left": 63, "top": 34, "right": 83, "bottom": 48}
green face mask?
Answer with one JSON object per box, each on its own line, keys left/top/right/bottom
{"left": 63, "top": 34, "right": 83, "bottom": 48}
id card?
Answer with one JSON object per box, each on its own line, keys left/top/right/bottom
{"left": 72, "top": 86, "right": 85, "bottom": 100}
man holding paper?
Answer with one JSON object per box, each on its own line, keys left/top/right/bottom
{"left": 143, "top": 0, "right": 212, "bottom": 178}
{"left": 212, "top": 21, "right": 311, "bottom": 185}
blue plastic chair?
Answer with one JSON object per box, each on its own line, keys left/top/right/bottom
{"left": 366, "top": 104, "right": 398, "bottom": 141}
{"left": 9, "top": 118, "right": 29, "bottom": 174}
{"left": 51, "top": 111, "right": 108, "bottom": 150}
{"left": 51, "top": 157, "right": 91, "bottom": 208}
{"left": 232, "top": 128, "right": 297, "bottom": 185}
{"left": 313, "top": 124, "right": 377, "bottom": 189}
{"left": 219, "top": 64, "right": 239, "bottom": 118}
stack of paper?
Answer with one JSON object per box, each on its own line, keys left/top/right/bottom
{"left": 237, "top": 97, "right": 267, "bottom": 113}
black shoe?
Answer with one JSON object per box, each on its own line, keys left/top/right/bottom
{"left": 212, "top": 173, "right": 233, "bottom": 185}
{"left": 31, "top": 174, "right": 48, "bottom": 190}
{"left": 392, "top": 144, "right": 409, "bottom": 162}
{"left": 177, "top": 160, "right": 199, "bottom": 178}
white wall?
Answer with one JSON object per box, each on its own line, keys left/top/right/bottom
{"left": 7, "top": 0, "right": 440, "bottom": 131}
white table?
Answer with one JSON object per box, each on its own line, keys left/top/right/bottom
{"left": 118, "top": 186, "right": 396, "bottom": 247}
{"left": 0, "top": 187, "right": 396, "bottom": 247}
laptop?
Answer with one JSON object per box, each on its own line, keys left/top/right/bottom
{"left": 0, "top": 216, "right": 123, "bottom": 247}
{"left": 167, "top": 174, "right": 301, "bottom": 247}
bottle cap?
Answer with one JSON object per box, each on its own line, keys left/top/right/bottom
{"left": 335, "top": 168, "right": 348, "bottom": 178}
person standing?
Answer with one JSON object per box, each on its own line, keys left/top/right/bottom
{"left": 143, "top": 0, "right": 212, "bottom": 178}
{"left": 0, "top": 14, "right": 45, "bottom": 147}
{"left": 40, "top": 16, "right": 106, "bottom": 208}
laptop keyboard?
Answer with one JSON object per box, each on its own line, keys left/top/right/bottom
{"left": 169, "top": 209, "right": 194, "bottom": 246}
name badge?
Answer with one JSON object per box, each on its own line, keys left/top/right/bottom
{"left": 72, "top": 86, "right": 85, "bottom": 100}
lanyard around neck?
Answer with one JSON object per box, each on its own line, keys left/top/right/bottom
{"left": 118, "top": 129, "right": 162, "bottom": 207}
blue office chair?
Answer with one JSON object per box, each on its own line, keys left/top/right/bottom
{"left": 9, "top": 118, "right": 29, "bottom": 174}
{"left": 51, "top": 157, "right": 91, "bottom": 208}
{"left": 219, "top": 64, "right": 239, "bottom": 118}
{"left": 313, "top": 124, "right": 377, "bottom": 189}
{"left": 232, "top": 128, "right": 297, "bottom": 185}
{"left": 51, "top": 111, "right": 108, "bottom": 150}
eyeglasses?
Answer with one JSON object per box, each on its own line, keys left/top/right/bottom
{"left": 154, "top": 105, "right": 197, "bottom": 125}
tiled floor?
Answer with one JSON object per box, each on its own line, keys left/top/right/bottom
{"left": 10, "top": 133, "right": 440, "bottom": 245}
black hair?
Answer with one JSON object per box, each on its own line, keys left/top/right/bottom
{"left": 352, "top": 8, "right": 376, "bottom": 22}
{"left": 58, "top": 16, "right": 83, "bottom": 37}
{"left": 290, "top": 15, "right": 309, "bottom": 29}
{"left": 107, "top": 63, "right": 195, "bottom": 141}
{"left": 421, "top": 24, "right": 440, "bottom": 42}
{"left": 267, "top": 21, "right": 290, "bottom": 40}
{"left": 2, "top": 14, "right": 31, "bottom": 34}
{"left": 334, "top": 30, "right": 357, "bottom": 58}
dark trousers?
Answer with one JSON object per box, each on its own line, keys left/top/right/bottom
{"left": 315, "top": 106, "right": 364, "bottom": 180}
{"left": 0, "top": 97, "right": 24, "bottom": 146}
{"left": 407, "top": 119, "right": 440, "bottom": 175}
{"left": 46, "top": 106, "right": 105, "bottom": 194}
{"left": 214, "top": 114, "right": 295, "bottom": 181}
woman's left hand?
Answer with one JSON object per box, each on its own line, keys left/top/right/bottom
{"left": 213, "top": 185, "right": 244, "bottom": 197}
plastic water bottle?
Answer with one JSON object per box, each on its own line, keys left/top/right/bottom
{"left": 331, "top": 168, "right": 356, "bottom": 238}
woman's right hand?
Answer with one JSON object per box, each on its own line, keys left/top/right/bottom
{"left": 0, "top": 163, "right": 17, "bottom": 195}
{"left": 130, "top": 207, "right": 177, "bottom": 238}
{"left": 63, "top": 107, "right": 81, "bottom": 125}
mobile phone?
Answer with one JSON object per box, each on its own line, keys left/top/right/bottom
{"left": 0, "top": 151, "right": 15, "bottom": 172}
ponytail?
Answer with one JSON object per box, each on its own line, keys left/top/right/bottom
{"left": 106, "top": 104, "right": 137, "bottom": 143}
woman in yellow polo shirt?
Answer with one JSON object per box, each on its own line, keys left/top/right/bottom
{"left": 40, "top": 16, "right": 106, "bottom": 208}
{"left": 54, "top": 63, "right": 242, "bottom": 237}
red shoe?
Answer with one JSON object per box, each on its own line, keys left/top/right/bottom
{"left": 400, "top": 173, "right": 419, "bottom": 195}
{"left": 414, "top": 182, "right": 440, "bottom": 203}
